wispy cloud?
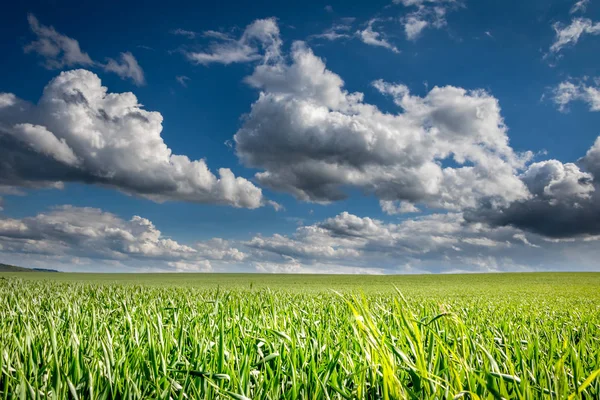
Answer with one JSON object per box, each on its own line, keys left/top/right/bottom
{"left": 570, "top": 0, "right": 590, "bottom": 14}
{"left": 356, "top": 19, "right": 400, "bottom": 53}
{"left": 171, "top": 28, "right": 197, "bottom": 39}
{"left": 24, "top": 14, "right": 145, "bottom": 85}
{"left": 186, "top": 18, "right": 282, "bottom": 65}
{"left": 104, "top": 52, "right": 145, "bottom": 86}
{"left": 176, "top": 75, "right": 191, "bottom": 87}
{"left": 549, "top": 18, "right": 600, "bottom": 54}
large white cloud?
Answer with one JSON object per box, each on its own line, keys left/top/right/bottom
{"left": 0, "top": 70, "right": 266, "bottom": 208}
{"left": 235, "top": 42, "right": 531, "bottom": 210}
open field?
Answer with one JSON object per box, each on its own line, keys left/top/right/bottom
{"left": 1, "top": 273, "right": 599, "bottom": 399}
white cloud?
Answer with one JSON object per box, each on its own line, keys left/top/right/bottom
{"left": 244, "top": 210, "right": 600, "bottom": 273}
{"left": 186, "top": 18, "right": 282, "bottom": 65}
{"left": 397, "top": 0, "right": 460, "bottom": 40}
{"left": 0, "top": 206, "right": 250, "bottom": 272}
{"left": 24, "top": 14, "right": 94, "bottom": 69}
{"left": 235, "top": 42, "right": 530, "bottom": 211}
{"left": 167, "top": 260, "right": 213, "bottom": 272}
{"left": 356, "top": 20, "right": 400, "bottom": 53}
{"left": 520, "top": 160, "right": 594, "bottom": 201}
{"left": 0, "top": 94, "right": 18, "bottom": 109}
{"left": 2, "top": 204, "right": 600, "bottom": 273}
{"left": 0, "top": 70, "right": 266, "bottom": 208}
{"left": 380, "top": 200, "right": 421, "bottom": 214}
{"left": 549, "top": 18, "right": 600, "bottom": 53}
{"left": 171, "top": 28, "right": 197, "bottom": 39}
{"left": 551, "top": 80, "right": 600, "bottom": 111}
{"left": 404, "top": 17, "right": 429, "bottom": 40}
{"left": 103, "top": 52, "right": 145, "bottom": 86}
{"left": 176, "top": 75, "right": 191, "bottom": 87}
{"left": 570, "top": 0, "right": 590, "bottom": 14}
{"left": 11, "top": 123, "right": 79, "bottom": 165}
{"left": 24, "top": 14, "right": 145, "bottom": 85}
{"left": 310, "top": 24, "right": 353, "bottom": 41}
{"left": 465, "top": 138, "right": 600, "bottom": 239}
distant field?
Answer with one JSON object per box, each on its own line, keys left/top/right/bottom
{"left": 1, "top": 272, "right": 599, "bottom": 398}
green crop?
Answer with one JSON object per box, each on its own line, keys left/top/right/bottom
{"left": 0, "top": 272, "right": 599, "bottom": 399}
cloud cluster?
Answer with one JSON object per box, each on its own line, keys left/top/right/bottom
{"left": 235, "top": 42, "right": 530, "bottom": 211}
{"left": 233, "top": 35, "right": 600, "bottom": 242}
{"left": 3, "top": 204, "right": 599, "bottom": 273}
{"left": 249, "top": 209, "right": 600, "bottom": 272}
{"left": 0, "top": 70, "right": 265, "bottom": 208}
{"left": 0, "top": 206, "right": 250, "bottom": 272}
{"left": 24, "top": 14, "right": 144, "bottom": 85}
{"left": 186, "top": 18, "right": 282, "bottom": 65}
{"left": 395, "top": 0, "right": 460, "bottom": 40}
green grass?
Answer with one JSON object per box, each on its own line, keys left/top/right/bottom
{"left": 1, "top": 272, "right": 599, "bottom": 399}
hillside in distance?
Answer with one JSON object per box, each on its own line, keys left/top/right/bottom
{"left": 0, "top": 262, "right": 59, "bottom": 273}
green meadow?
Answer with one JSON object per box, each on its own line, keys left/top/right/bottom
{"left": 1, "top": 272, "right": 599, "bottom": 399}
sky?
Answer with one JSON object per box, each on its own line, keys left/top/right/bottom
{"left": 0, "top": 0, "right": 599, "bottom": 273}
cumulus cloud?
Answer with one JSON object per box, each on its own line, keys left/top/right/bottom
{"left": 0, "top": 70, "right": 265, "bottom": 208}
{"left": 2, "top": 204, "right": 600, "bottom": 273}
{"left": 186, "top": 18, "right": 282, "bottom": 65}
{"left": 24, "top": 14, "right": 145, "bottom": 85}
{"left": 581, "top": 137, "right": 600, "bottom": 178}
{"left": 380, "top": 200, "right": 421, "bottom": 214}
{"left": 549, "top": 18, "right": 600, "bottom": 54}
{"left": 551, "top": 80, "right": 600, "bottom": 112}
{"left": 235, "top": 42, "right": 530, "bottom": 211}
{"left": 396, "top": 0, "right": 460, "bottom": 40}
{"left": 103, "top": 52, "right": 145, "bottom": 86}
{"left": 465, "top": 139, "right": 600, "bottom": 238}
{"left": 243, "top": 211, "right": 600, "bottom": 273}
{"left": 356, "top": 20, "right": 400, "bottom": 52}
{"left": 0, "top": 206, "right": 248, "bottom": 272}
{"left": 0, "top": 206, "right": 194, "bottom": 259}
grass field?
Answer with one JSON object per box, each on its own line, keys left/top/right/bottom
{"left": 1, "top": 272, "right": 599, "bottom": 399}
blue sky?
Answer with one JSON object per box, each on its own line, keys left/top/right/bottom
{"left": 0, "top": 0, "right": 599, "bottom": 273}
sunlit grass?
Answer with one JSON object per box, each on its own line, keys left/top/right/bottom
{"left": 0, "top": 273, "right": 599, "bottom": 399}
